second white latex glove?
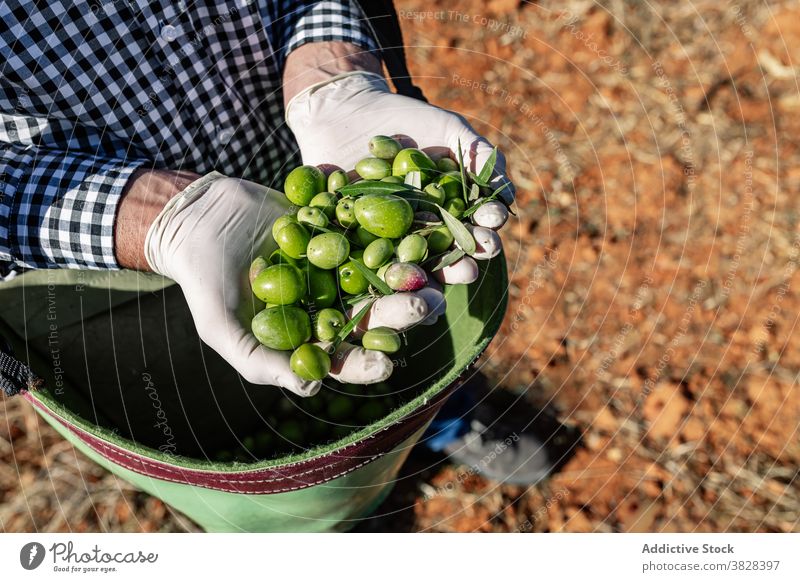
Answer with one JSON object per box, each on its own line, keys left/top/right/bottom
{"left": 285, "top": 72, "right": 515, "bottom": 203}
{"left": 286, "top": 72, "right": 513, "bottom": 312}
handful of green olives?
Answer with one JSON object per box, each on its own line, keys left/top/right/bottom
{"left": 249, "top": 135, "right": 512, "bottom": 384}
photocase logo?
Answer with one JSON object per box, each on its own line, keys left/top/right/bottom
{"left": 20, "top": 542, "right": 46, "bottom": 570}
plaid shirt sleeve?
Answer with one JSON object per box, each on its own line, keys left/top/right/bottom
{"left": 0, "top": 137, "right": 146, "bottom": 272}
{"left": 271, "top": 0, "right": 379, "bottom": 67}
{"left": 0, "top": 0, "right": 377, "bottom": 277}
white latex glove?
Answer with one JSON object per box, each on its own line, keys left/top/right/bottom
{"left": 286, "top": 71, "right": 513, "bottom": 304}
{"left": 285, "top": 72, "right": 515, "bottom": 203}
{"left": 144, "top": 173, "right": 402, "bottom": 396}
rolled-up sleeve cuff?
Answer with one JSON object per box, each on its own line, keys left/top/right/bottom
{"left": 0, "top": 145, "right": 147, "bottom": 270}
{"left": 281, "top": 1, "right": 379, "bottom": 62}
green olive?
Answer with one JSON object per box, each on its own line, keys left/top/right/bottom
{"left": 354, "top": 226, "right": 380, "bottom": 247}
{"left": 214, "top": 450, "right": 234, "bottom": 462}
{"left": 290, "top": 343, "right": 331, "bottom": 381}
{"left": 340, "top": 382, "right": 362, "bottom": 395}
{"left": 310, "top": 419, "right": 330, "bottom": 439}
{"left": 443, "top": 197, "right": 467, "bottom": 219}
{"left": 393, "top": 190, "right": 422, "bottom": 211}
{"left": 363, "top": 238, "right": 394, "bottom": 269}
{"left": 384, "top": 262, "right": 428, "bottom": 291}
{"left": 243, "top": 435, "right": 256, "bottom": 452}
{"left": 303, "top": 264, "right": 337, "bottom": 309}
{"left": 381, "top": 175, "right": 405, "bottom": 184}
{"left": 284, "top": 165, "right": 326, "bottom": 206}
{"left": 304, "top": 397, "right": 325, "bottom": 414}
{"left": 427, "top": 225, "right": 454, "bottom": 253}
{"left": 275, "top": 222, "right": 311, "bottom": 259}
{"left": 420, "top": 183, "right": 446, "bottom": 212}
{"left": 306, "top": 232, "right": 350, "bottom": 269}
{"left": 438, "top": 172, "right": 464, "bottom": 200}
{"left": 252, "top": 306, "right": 311, "bottom": 350}
{"left": 368, "top": 135, "right": 402, "bottom": 160}
{"left": 255, "top": 431, "right": 273, "bottom": 452}
{"left": 436, "top": 157, "right": 459, "bottom": 173}
{"left": 335, "top": 198, "right": 358, "bottom": 229}
{"left": 357, "top": 400, "right": 387, "bottom": 424}
{"left": 277, "top": 421, "right": 304, "bottom": 443}
{"left": 272, "top": 214, "right": 298, "bottom": 241}
{"left": 327, "top": 170, "right": 349, "bottom": 192}
{"left": 355, "top": 157, "right": 392, "bottom": 180}
{"left": 251, "top": 263, "right": 304, "bottom": 305}
{"left": 269, "top": 248, "right": 300, "bottom": 267}
{"left": 396, "top": 233, "right": 428, "bottom": 263}
{"left": 361, "top": 327, "right": 402, "bottom": 353}
{"left": 309, "top": 192, "right": 338, "bottom": 218}
{"left": 297, "top": 206, "right": 329, "bottom": 229}
{"left": 314, "top": 308, "right": 346, "bottom": 341}
{"left": 276, "top": 397, "right": 294, "bottom": 416}
{"left": 328, "top": 396, "right": 354, "bottom": 421}
{"left": 392, "top": 148, "right": 437, "bottom": 184}
{"left": 376, "top": 261, "right": 393, "bottom": 282}
{"left": 354, "top": 194, "right": 414, "bottom": 238}
{"left": 249, "top": 256, "right": 269, "bottom": 285}
{"left": 338, "top": 260, "right": 370, "bottom": 295}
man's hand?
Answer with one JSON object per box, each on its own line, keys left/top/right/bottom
{"left": 283, "top": 43, "right": 515, "bottom": 203}
{"left": 117, "top": 171, "right": 419, "bottom": 396}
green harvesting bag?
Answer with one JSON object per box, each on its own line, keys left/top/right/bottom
{"left": 0, "top": 257, "right": 507, "bottom": 532}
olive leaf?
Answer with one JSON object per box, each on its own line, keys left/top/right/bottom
{"left": 348, "top": 257, "right": 393, "bottom": 295}
{"left": 412, "top": 221, "right": 446, "bottom": 236}
{"left": 344, "top": 292, "right": 372, "bottom": 306}
{"left": 437, "top": 204, "right": 476, "bottom": 255}
{"left": 462, "top": 180, "right": 516, "bottom": 219}
{"left": 409, "top": 150, "right": 432, "bottom": 169}
{"left": 461, "top": 197, "right": 488, "bottom": 219}
{"left": 333, "top": 297, "right": 375, "bottom": 348}
{"left": 412, "top": 227, "right": 435, "bottom": 237}
{"left": 490, "top": 181, "right": 517, "bottom": 215}
{"left": 468, "top": 171, "right": 490, "bottom": 188}
{"left": 477, "top": 146, "right": 498, "bottom": 184}
{"left": 411, "top": 218, "right": 444, "bottom": 227}
{"left": 469, "top": 183, "right": 482, "bottom": 202}
{"left": 492, "top": 181, "right": 513, "bottom": 199}
{"left": 456, "top": 138, "right": 469, "bottom": 205}
{"left": 404, "top": 170, "right": 422, "bottom": 190}
{"left": 337, "top": 181, "right": 416, "bottom": 197}
{"left": 430, "top": 248, "right": 465, "bottom": 272}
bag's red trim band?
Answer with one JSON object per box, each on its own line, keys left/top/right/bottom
{"left": 25, "top": 382, "right": 459, "bottom": 494}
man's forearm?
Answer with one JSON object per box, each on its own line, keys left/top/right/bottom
{"left": 114, "top": 169, "right": 200, "bottom": 270}
{"left": 282, "top": 41, "right": 382, "bottom": 109}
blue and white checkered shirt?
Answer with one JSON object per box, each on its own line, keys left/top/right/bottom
{"left": 0, "top": 1, "right": 377, "bottom": 276}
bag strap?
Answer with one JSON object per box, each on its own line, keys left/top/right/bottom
{"left": 0, "top": 334, "right": 43, "bottom": 396}
{"left": 352, "top": 0, "right": 427, "bottom": 102}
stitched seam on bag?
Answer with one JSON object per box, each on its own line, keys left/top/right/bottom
{"left": 52, "top": 399, "right": 425, "bottom": 481}
{"left": 31, "top": 386, "right": 438, "bottom": 492}
{"left": 86, "top": 436, "right": 383, "bottom": 492}
{"left": 86, "top": 436, "right": 350, "bottom": 482}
